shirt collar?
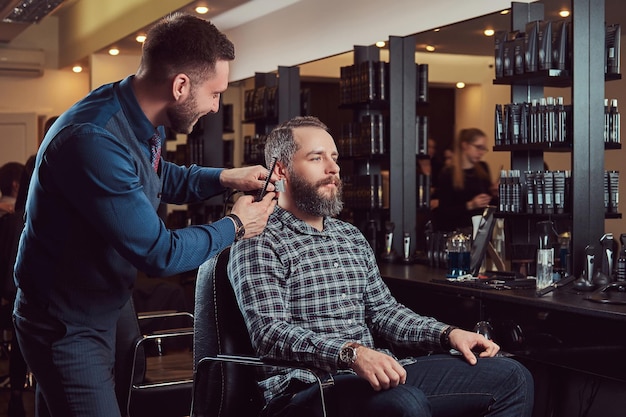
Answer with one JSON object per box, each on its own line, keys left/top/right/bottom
{"left": 117, "top": 75, "right": 165, "bottom": 143}
{"left": 272, "top": 206, "right": 337, "bottom": 236}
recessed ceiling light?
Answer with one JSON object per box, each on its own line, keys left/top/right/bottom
{"left": 136, "top": 34, "right": 146, "bottom": 43}
{"left": 72, "top": 65, "right": 83, "bottom": 73}
{"left": 433, "top": 28, "right": 441, "bottom": 32}
{"left": 500, "top": 9, "right": 510, "bottom": 15}
{"left": 559, "top": 10, "right": 570, "bottom": 18}
{"left": 484, "top": 29, "right": 495, "bottom": 37}
{"left": 375, "top": 41, "right": 386, "bottom": 48}
{"left": 456, "top": 82, "right": 466, "bottom": 89}
{"left": 108, "top": 47, "right": 120, "bottom": 56}
{"left": 426, "top": 45, "right": 435, "bottom": 52}
{"left": 195, "top": 6, "right": 209, "bottom": 14}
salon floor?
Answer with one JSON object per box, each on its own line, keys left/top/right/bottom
{"left": 0, "top": 354, "right": 35, "bottom": 417}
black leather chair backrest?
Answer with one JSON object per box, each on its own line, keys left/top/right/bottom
{"left": 192, "top": 246, "right": 265, "bottom": 417}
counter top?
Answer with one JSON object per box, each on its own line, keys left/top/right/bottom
{"left": 378, "top": 262, "right": 626, "bottom": 322}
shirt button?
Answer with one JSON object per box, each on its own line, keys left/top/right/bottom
{"left": 341, "top": 293, "right": 347, "bottom": 299}
{"left": 333, "top": 262, "right": 339, "bottom": 268}
{"left": 347, "top": 319, "right": 353, "bottom": 324}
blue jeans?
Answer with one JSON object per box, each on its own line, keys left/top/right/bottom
{"left": 264, "top": 354, "right": 533, "bottom": 417}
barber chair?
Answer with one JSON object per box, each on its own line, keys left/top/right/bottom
{"left": 115, "top": 297, "right": 194, "bottom": 417}
{"left": 191, "top": 247, "right": 328, "bottom": 417}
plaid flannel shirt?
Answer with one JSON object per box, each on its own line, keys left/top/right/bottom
{"left": 228, "top": 206, "right": 449, "bottom": 403}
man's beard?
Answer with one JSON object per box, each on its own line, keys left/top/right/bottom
{"left": 167, "top": 91, "right": 201, "bottom": 134}
{"left": 289, "top": 171, "right": 344, "bottom": 218}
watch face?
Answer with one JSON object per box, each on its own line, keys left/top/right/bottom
{"left": 340, "top": 346, "right": 357, "bottom": 364}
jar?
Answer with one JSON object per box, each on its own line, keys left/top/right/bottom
{"left": 446, "top": 232, "right": 471, "bottom": 278}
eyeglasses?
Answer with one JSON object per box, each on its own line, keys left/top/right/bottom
{"left": 470, "top": 143, "right": 489, "bottom": 153}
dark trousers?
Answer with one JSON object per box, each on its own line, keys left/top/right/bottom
{"left": 13, "top": 290, "right": 121, "bottom": 417}
{"left": 264, "top": 354, "right": 534, "bottom": 417}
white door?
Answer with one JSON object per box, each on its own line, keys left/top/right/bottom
{"left": 0, "top": 112, "right": 38, "bottom": 166}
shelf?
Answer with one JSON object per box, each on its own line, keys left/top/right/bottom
{"left": 495, "top": 212, "right": 571, "bottom": 220}
{"left": 338, "top": 100, "right": 389, "bottom": 111}
{"left": 496, "top": 212, "right": 622, "bottom": 220}
{"left": 493, "top": 69, "right": 571, "bottom": 88}
{"left": 495, "top": 142, "right": 621, "bottom": 152}
{"left": 493, "top": 142, "right": 572, "bottom": 152}
{"left": 494, "top": 70, "right": 622, "bottom": 87}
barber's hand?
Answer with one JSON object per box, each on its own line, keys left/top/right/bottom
{"left": 467, "top": 193, "right": 491, "bottom": 210}
{"left": 448, "top": 328, "right": 500, "bottom": 365}
{"left": 230, "top": 192, "right": 277, "bottom": 239}
{"left": 220, "top": 165, "right": 278, "bottom": 192}
{"left": 350, "top": 346, "right": 407, "bottom": 391}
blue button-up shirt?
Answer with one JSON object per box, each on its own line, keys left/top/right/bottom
{"left": 15, "top": 76, "right": 235, "bottom": 328}
{"left": 228, "top": 206, "right": 448, "bottom": 402}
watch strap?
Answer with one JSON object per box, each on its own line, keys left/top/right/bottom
{"left": 226, "top": 213, "right": 245, "bottom": 241}
{"left": 440, "top": 325, "right": 459, "bottom": 350}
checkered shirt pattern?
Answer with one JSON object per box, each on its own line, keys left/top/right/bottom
{"left": 228, "top": 206, "right": 449, "bottom": 403}
{"left": 149, "top": 133, "right": 161, "bottom": 172}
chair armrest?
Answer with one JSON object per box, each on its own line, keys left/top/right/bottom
{"left": 138, "top": 311, "right": 194, "bottom": 321}
{"left": 197, "top": 355, "right": 328, "bottom": 417}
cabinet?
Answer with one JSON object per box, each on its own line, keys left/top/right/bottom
{"left": 496, "top": 0, "right": 617, "bottom": 276}
{"left": 338, "top": 38, "right": 423, "bottom": 257}
{"left": 243, "top": 66, "right": 300, "bottom": 165}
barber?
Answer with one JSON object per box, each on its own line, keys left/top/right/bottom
{"left": 12, "top": 13, "right": 276, "bottom": 417}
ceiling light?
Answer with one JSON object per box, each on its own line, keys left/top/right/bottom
{"left": 433, "top": 28, "right": 441, "bottom": 32}
{"left": 72, "top": 65, "right": 83, "bottom": 73}
{"left": 108, "top": 47, "right": 120, "bottom": 56}
{"left": 456, "top": 82, "right": 466, "bottom": 89}
{"left": 500, "top": 9, "right": 510, "bottom": 15}
{"left": 136, "top": 34, "right": 147, "bottom": 43}
{"left": 559, "top": 10, "right": 570, "bottom": 18}
{"left": 195, "top": 6, "right": 210, "bottom": 14}
{"left": 484, "top": 29, "right": 495, "bottom": 37}
{"left": 375, "top": 41, "right": 386, "bottom": 48}
{"left": 425, "top": 45, "right": 435, "bottom": 52}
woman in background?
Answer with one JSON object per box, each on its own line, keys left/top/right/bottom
{"left": 435, "top": 128, "right": 497, "bottom": 233}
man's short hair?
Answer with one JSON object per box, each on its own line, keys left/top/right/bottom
{"left": 0, "top": 162, "right": 24, "bottom": 196}
{"left": 264, "top": 116, "right": 329, "bottom": 170}
{"left": 139, "top": 13, "right": 235, "bottom": 85}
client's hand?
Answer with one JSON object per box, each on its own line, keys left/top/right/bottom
{"left": 350, "top": 346, "right": 407, "bottom": 391}
{"left": 448, "top": 328, "right": 500, "bottom": 365}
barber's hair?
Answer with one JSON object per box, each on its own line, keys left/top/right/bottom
{"left": 0, "top": 162, "right": 25, "bottom": 196}
{"left": 138, "top": 13, "right": 235, "bottom": 85}
{"left": 451, "top": 128, "right": 489, "bottom": 189}
{"left": 264, "top": 116, "right": 329, "bottom": 170}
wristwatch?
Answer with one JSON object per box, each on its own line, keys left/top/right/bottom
{"left": 226, "top": 213, "right": 245, "bottom": 241}
{"left": 440, "top": 325, "right": 459, "bottom": 350}
{"left": 339, "top": 344, "right": 359, "bottom": 367}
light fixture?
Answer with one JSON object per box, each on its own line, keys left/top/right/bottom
{"left": 195, "top": 6, "right": 210, "bottom": 14}
{"left": 135, "top": 34, "right": 147, "bottom": 43}
{"left": 108, "top": 47, "right": 120, "bottom": 56}
{"left": 456, "top": 82, "right": 466, "bottom": 89}
{"left": 433, "top": 28, "right": 441, "bottom": 32}
{"left": 484, "top": 29, "right": 495, "bottom": 37}
{"left": 72, "top": 65, "right": 83, "bottom": 73}
{"left": 375, "top": 41, "right": 386, "bottom": 48}
{"left": 500, "top": 9, "right": 510, "bottom": 15}
{"left": 559, "top": 10, "right": 570, "bottom": 18}
{"left": 425, "top": 45, "right": 435, "bottom": 52}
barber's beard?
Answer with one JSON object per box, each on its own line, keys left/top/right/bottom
{"left": 167, "top": 90, "right": 201, "bottom": 134}
{"left": 289, "top": 172, "right": 344, "bottom": 218}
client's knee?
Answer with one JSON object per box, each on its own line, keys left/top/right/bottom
{"left": 370, "top": 385, "right": 431, "bottom": 417}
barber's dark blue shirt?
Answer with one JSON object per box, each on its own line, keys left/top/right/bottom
{"left": 14, "top": 76, "right": 235, "bottom": 328}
